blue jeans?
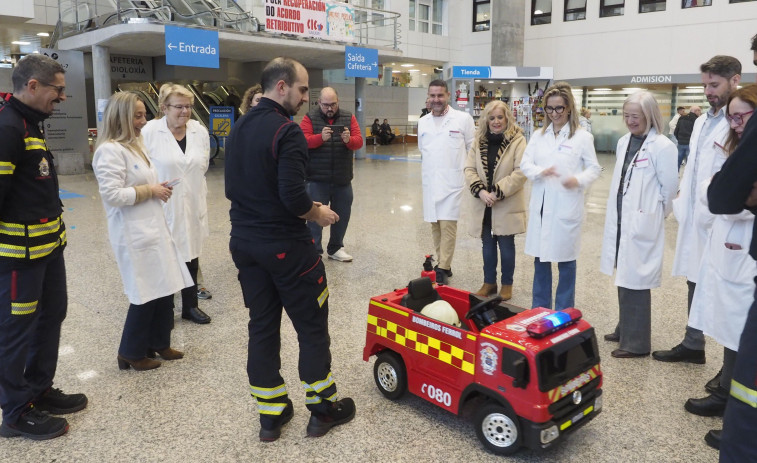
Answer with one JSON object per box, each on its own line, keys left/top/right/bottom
{"left": 307, "top": 182, "right": 353, "bottom": 255}
{"left": 677, "top": 144, "right": 690, "bottom": 169}
{"left": 532, "top": 257, "right": 576, "bottom": 310}
{"left": 482, "top": 224, "right": 515, "bottom": 285}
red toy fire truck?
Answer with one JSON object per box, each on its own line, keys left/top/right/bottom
{"left": 363, "top": 270, "right": 603, "bottom": 455}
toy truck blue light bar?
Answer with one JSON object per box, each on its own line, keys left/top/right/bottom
{"left": 527, "top": 309, "right": 583, "bottom": 338}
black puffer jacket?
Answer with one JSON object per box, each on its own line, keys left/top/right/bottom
{"left": 304, "top": 106, "right": 354, "bottom": 185}
{"left": 674, "top": 112, "right": 699, "bottom": 146}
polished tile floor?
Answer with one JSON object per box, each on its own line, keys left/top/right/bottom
{"left": 3, "top": 143, "right": 721, "bottom": 462}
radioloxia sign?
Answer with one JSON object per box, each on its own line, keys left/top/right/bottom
{"left": 264, "top": 0, "right": 355, "bottom": 42}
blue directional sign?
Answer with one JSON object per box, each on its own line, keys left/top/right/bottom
{"left": 452, "top": 66, "right": 492, "bottom": 79}
{"left": 345, "top": 46, "right": 378, "bottom": 78}
{"left": 165, "top": 25, "right": 219, "bottom": 69}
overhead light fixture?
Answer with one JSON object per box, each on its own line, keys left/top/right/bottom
{"left": 391, "top": 62, "right": 396, "bottom": 66}
{"left": 409, "top": 69, "right": 420, "bottom": 72}
{"left": 509, "top": 80, "right": 516, "bottom": 83}
{"left": 37, "top": 32, "right": 50, "bottom": 37}
{"left": 401, "top": 64, "right": 414, "bottom": 67}
{"left": 488, "top": 81, "right": 494, "bottom": 83}
{"left": 12, "top": 41, "right": 30, "bottom": 45}
{"left": 622, "top": 88, "right": 643, "bottom": 91}
{"left": 685, "top": 85, "right": 703, "bottom": 89}
{"left": 422, "top": 73, "right": 428, "bottom": 76}
{"left": 392, "top": 70, "right": 401, "bottom": 73}
{"left": 474, "top": 79, "right": 481, "bottom": 82}
{"left": 593, "top": 88, "right": 612, "bottom": 91}
{"left": 32, "top": 51, "right": 39, "bottom": 54}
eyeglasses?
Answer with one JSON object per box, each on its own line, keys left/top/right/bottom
{"left": 319, "top": 102, "right": 338, "bottom": 109}
{"left": 36, "top": 81, "right": 66, "bottom": 96}
{"left": 167, "top": 104, "right": 192, "bottom": 111}
{"left": 544, "top": 105, "right": 566, "bottom": 114}
{"left": 727, "top": 110, "right": 754, "bottom": 126}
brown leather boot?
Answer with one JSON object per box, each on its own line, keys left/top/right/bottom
{"left": 499, "top": 285, "right": 513, "bottom": 301}
{"left": 117, "top": 355, "right": 161, "bottom": 371}
{"left": 475, "top": 283, "right": 497, "bottom": 297}
{"left": 152, "top": 347, "right": 184, "bottom": 360}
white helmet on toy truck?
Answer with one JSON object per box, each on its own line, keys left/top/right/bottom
{"left": 420, "top": 300, "right": 461, "bottom": 327}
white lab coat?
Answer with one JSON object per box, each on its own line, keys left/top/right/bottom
{"left": 688, "top": 185, "right": 756, "bottom": 352}
{"left": 671, "top": 111, "right": 730, "bottom": 281}
{"left": 520, "top": 124, "right": 601, "bottom": 262}
{"left": 93, "top": 142, "right": 193, "bottom": 305}
{"left": 418, "top": 106, "right": 475, "bottom": 222}
{"left": 599, "top": 128, "right": 678, "bottom": 289}
{"left": 141, "top": 118, "right": 210, "bottom": 262}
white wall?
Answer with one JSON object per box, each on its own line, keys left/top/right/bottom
{"left": 0, "top": 1, "right": 34, "bottom": 21}
{"left": 523, "top": 0, "right": 757, "bottom": 80}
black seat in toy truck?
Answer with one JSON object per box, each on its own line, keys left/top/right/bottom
{"left": 400, "top": 277, "right": 441, "bottom": 312}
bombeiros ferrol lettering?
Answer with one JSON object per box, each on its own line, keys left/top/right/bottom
{"left": 411, "top": 315, "right": 462, "bottom": 339}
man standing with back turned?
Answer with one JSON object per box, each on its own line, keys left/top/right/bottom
{"left": 225, "top": 57, "right": 355, "bottom": 442}
{"left": 300, "top": 87, "right": 362, "bottom": 263}
{"left": 418, "top": 79, "right": 475, "bottom": 284}
{"left": 0, "top": 54, "right": 88, "bottom": 441}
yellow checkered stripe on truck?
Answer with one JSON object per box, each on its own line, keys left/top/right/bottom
{"left": 367, "top": 313, "right": 475, "bottom": 375}
{"left": 546, "top": 364, "right": 601, "bottom": 403}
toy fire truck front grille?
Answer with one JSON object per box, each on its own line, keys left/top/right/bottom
{"left": 547, "top": 376, "right": 601, "bottom": 420}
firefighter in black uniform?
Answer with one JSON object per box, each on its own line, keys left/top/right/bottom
{"left": 0, "top": 54, "right": 87, "bottom": 441}
{"left": 225, "top": 57, "right": 355, "bottom": 442}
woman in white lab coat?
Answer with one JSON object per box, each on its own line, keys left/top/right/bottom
{"left": 520, "top": 82, "right": 601, "bottom": 310}
{"left": 93, "top": 92, "right": 193, "bottom": 371}
{"left": 599, "top": 91, "right": 678, "bottom": 358}
{"left": 142, "top": 84, "right": 211, "bottom": 325}
{"left": 686, "top": 86, "right": 757, "bottom": 430}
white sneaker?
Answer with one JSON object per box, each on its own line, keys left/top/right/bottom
{"left": 328, "top": 248, "right": 353, "bottom": 262}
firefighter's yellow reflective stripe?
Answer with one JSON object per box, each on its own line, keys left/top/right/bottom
{"left": 731, "top": 379, "right": 757, "bottom": 408}
{"left": 480, "top": 332, "right": 526, "bottom": 351}
{"left": 370, "top": 300, "right": 409, "bottom": 317}
{"left": 27, "top": 218, "right": 61, "bottom": 237}
{"left": 24, "top": 137, "right": 47, "bottom": 151}
{"left": 11, "top": 301, "right": 37, "bottom": 315}
{"left": 257, "top": 402, "right": 288, "bottom": 415}
{"left": 249, "top": 383, "right": 287, "bottom": 399}
{"left": 317, "top": 286, "right": 329, "bottom": 308}
{"left": 0, "top": 221, "right": 25, "bottom": 236}
{"left": 303, "top": 372, "right": 334, "bottom": 393}
{"left": 559, "top": 405, "right": 593, "bottom": 431}
{"left": 367, "top": 314, "right": 475, "bottom": 375}
{"left": 29, "top": 240, "right": 60, "bottom": 259}
{"left": 0, "top": 161, "right": 15, "bottom": 175}
{"left": 0, "top": 243, "right": 26, "bottom": 258}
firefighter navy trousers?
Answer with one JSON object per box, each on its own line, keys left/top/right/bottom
{"left": 229, "top": 236, "right": 338, "bottom": 426}
{"left": 720, "top": 281, "right": 757, "bottom": 462}
{"left": 0, "top": 247, "right": 67, "bottom": 424}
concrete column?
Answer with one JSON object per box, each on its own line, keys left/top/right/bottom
{"left": 355, "top": 77, "right": 366, "bottom": 160}
{"left": 92, "top": 45, "right": 111, "bottom": 130}
{"left": 491, "top": 0, "right": 525, "bottom": 66}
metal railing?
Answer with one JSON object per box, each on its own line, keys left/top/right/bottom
{"left": 53, "top": 0, "right": 401, "bottom": 50}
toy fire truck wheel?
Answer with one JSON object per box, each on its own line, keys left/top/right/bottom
{"left": 374, "top": 351, "right": 407, "bottom": 400}
{"left": 473, "top": 403, "right": 522, "bottom": 455}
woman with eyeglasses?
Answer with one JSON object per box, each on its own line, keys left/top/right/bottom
{"left": 141, "top": 83, "right": 212, "bottom": 325}
{"left": 520, "top": 82, "right": 601, "bottom": 311}
{"left": 686, "top": 85, "right": 757, "bottom": 446}
{"left": 599, "top": 91, "right": 678, "bottom": 358}
{"left": 93, "top": 92, "right": 193, "bottom": 370}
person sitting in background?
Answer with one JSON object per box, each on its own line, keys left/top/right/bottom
{"left": 579, "top": 107, "right": 592, "bottom": 133}
{"left": 240, "top": 84, "right": 263, "bottom": 115}
{"left": 421, "top": 98, "right": 431, "bottom": 118}
{"left": 464, "top": 100, "right": 527, "bottom": 301}
{"left": 371, "top": 118, "right": 382, "bottom": 144}
{"left": 380, "top": 118, "right": 395, "bottom": 145}
{"left": 92, "top": 92, "right": 193, "bottom": 371}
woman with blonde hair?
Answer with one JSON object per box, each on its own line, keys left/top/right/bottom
{"left": 465, "top": 100, "right": 527, "bottom": 300}
{"left": 579, "top": 107, "right": 592, "bottom": 133}
{"left": 93, "top": 92, "right": 193, "bottom": 371}
{"left": 520, "top": 82, "right": 601, "bottom": 310}
{"left": 142, "top": 83, "right": 211, "bottom": 324}
{"left": 240, "top": 84, "right": 263, "bottom": 114}
{"left": 599, "top": 90, "right": 678, "bottom": 358}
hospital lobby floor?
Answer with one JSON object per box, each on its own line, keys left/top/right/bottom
{"left": 3, "top": 142, "right": 721, "bottom": 462}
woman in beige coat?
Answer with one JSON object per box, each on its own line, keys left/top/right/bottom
{"left": 465, "top": 100, "right": 528, "bottom": 300}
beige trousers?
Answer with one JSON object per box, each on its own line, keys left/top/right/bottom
{"left": 430, "top": 220, "right": 457, "bottom": 271}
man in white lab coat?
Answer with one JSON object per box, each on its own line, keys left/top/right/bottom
{"left": 653, "top": 56, "right": 741, "bottom": 377}
{"left": 418, "top": 80, "right": 475, "bottom": 284}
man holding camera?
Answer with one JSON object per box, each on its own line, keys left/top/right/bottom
{"left": 300, "top": 87, "right": 363, "bottom": 262}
